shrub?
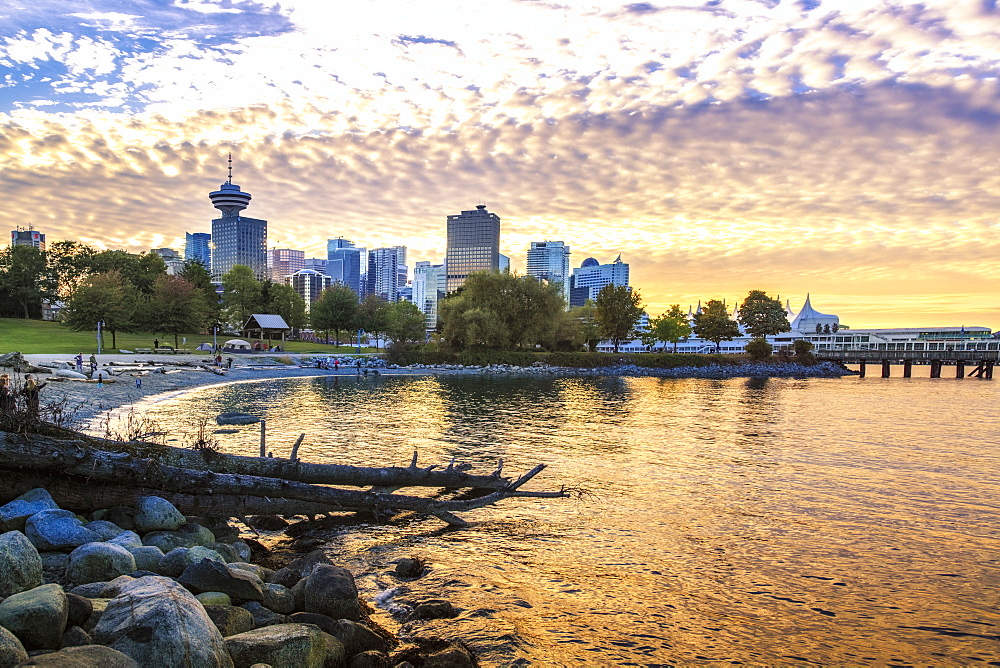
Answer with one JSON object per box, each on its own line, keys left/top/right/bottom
{"left": 793, "top": 339, "right": 816, "bottom": 365}
{"left": 745, "top": 338, "right": 773, "bottom": 360}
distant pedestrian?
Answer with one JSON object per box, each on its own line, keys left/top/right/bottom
{"left": 74, "top": 353, "right": 83, "bottom": 373}
{"left": 154, "top": 339, "right": 159, "bottom": 350}
{"left": 21, "top": 374, "right": 46, "bottom": 418}
{"left": 215, "top": 353, "right": 223, "bottom": 367}
{"left": 334, "top": 358, "right": 339, "bottom": 371}
{"left": 89, "top": 353, "right": 97, "bottom": 373}
{"left": 0, "top": 374, "right": 15, "bottom": 412}
{"left": 356, "top": 359, "right": 361, "bottom": 374}
{"left": 227, "top": 357, "right": 233, "bottom": 369}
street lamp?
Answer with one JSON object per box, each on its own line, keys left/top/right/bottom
{"left": 213, "top": 324, "right": 218, "bottom": 352}
{"left": 96, "top": 320, "right": 104, "bottom": 355}
{"left": 357, "top": 329, "right": 363, "bottom": 354}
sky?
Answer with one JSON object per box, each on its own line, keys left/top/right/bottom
{"left": 2, "top": 0, "right": 999, "bottom": 328}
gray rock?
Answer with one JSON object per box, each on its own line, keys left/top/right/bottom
{"left": 65, "top": 593, "right": 93, "bottom": 628}
{"left": 320, "top": 632, "right": 347, "bottom": 667}
{"left": 14, "top": 644, "right": 139, "bottom": 667}
{"left": 0, "top": 583, "right": 68, "bottom": 650}
{"left": 407, "top": 599, "right": 458, "bottom": 621}
{"left": 67, "top": 543, "right": 136, "bottom": 585}
{"left": 79, "top": 599, "right": 111, "bottom": 634}
{"left": 309, "top": 618, "right": 391, "bottom": 656}
{"left": 228, "top": 562, "right": 265, "bottom": 580}
{"left": 0, "top": 489, "right": 59, "bottom": 533}
{"left": 101, "top": 508, "right": 135, "bottom": 532}
{"left": 239, "top": 602, "right": 289, "bottom": 628}
{"left": 140, "top": 530, "right": 190, "bottom": 553}
{"left": 216, "top": 412, "right": 260, "bottom": 426}
{"left": 203, "top": 605, "right": 254, "bottom": 638}
{"left": 178, "top": 559, "right": 264, "bottom": 602}
{"left": 61, "top": 625, "right": 92, "bottom": 647}
{"left": 69, "top": 581, "right": 108, "bottom": 598}
{"left": 0, "top": 625, "right": 28, "bottom": 668}
{"left": 107, "top": 531, "right": 142, "bottom": 550}
{"left": 246, "top": 515, "right": 288, "bottom": 531}
{"left": 303, "top": 565, "right": 362, "bottom": 621}
{"left": 0, "top": 530, "right": 43, "bottom": 597}
{"left": 422, "top": 642, "right": 477, "bottom": 668}
{"left": 207, "top": 543, "right": 241, "bottom": 563}
{"left": 159, "top": 546, "right": 225, "bottom": 578}
{"left": 261, "top": 583, "right": 294, "bottom": 615}
{"left": 96, "top": 576, "right": 136, "bottom": 599}
{"left": 286, "top": 549, "right": 334, "bottom": 579}
{"left": 225, "top": 540, "right": 252, "bottom": 562}
{"left": 225, "top": 623, "right": 327, "bottom": 668}
{"left": 196, "top": 592, "right": 232, "bottom": 607}
{"left": 126, "top": 546, "right": 163, "bottom": 572}
{"left": 82, "top": 521, "right": 124, "bottom": 542}
{"left": 133, "top": 496, "right": 185, "bottom": 533}
{"left": 266, "top": 567, "right": 300, "bottom": 589}
{"left": 24, "top": 510, "right": 102, "bottom": 552}
{"left": 394, "top": 558, "right": 424, "bottom": 579}
{"left": 176, "top": 522, "right": 216, "bottom": 547}
{"left": 348, "top": 650, "right": 391, "bottom": 668}
{"left": 193, "top": 518, "right": 240, "bottom": 542}
{"left": 92, "top": 575, "right": 233, "bottom": 668}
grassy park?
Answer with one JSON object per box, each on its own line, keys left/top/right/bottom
{"left": 0, "top": 318, "right": 375, "bottom": 355}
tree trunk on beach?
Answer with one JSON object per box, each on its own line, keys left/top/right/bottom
{"left": 0, "top": 430, "right": 568, "bottom": 526}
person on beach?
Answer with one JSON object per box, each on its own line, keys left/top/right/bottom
{"left": 154, "top": 338, "right": 160, "bottom": 350}
{"left": 334, "top": 358, "right": 339, "bottom": 371}
{"left": 0, "top": 374, "right": 15, "bottom": 413}
{"left": 21, "top": 374, "right": 46, "bottom": 418}
{"left": 227, "top": 357, "right": 233, "bottom": 369}
{"left": 215, "top": 353, "right": 223, "bottom": 367}
{"left": 74, "top": 353, "right": 83, "bottom": 373}
{"left": 89, "top": 353, "right": 98, "bottom": 373}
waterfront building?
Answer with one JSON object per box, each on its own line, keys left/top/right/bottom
{"left": 269, "top": 248, "right": 305, "bottom": 282}
{"left": 569, "top": 255, "right": 629, "bottom": 307}
{"left": 185, "top": 232, "right": 211, "bottom": 267}
{"left": 209, "top": 157, "right": 267, "bottom": 280}
{"left": 446, "top": 204, "right": 501, "bottom": 293}
{"left": 287, "top": 269, "right": 331, "bottom": 313}
{"left": 526, "top": 241, "right": 571, "bottom": 303}
{"left": 10, "top": 226, "right": 45, "bottom": 251}
{"left": 151, "top": 247, "right": 185, "bottom": 275}
{"left": 367, "top": 246, "right": 406, "bottom": 301}
{"left": 413, "top": 261, "right": 446, "bottom": 330}
{"left": 327, "top": 238, "right": 365, "bottom": 296}
{"left": 304, "top": 258, "right": 328, "bottom": 275}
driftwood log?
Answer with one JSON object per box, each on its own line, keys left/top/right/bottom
{"left": 0, "top": 430, "right": 569, "bottom": 526}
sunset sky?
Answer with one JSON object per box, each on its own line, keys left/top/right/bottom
{"left": 2, "top": 0, "right": 999, "bottom": 328}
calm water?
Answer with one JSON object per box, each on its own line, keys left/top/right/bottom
{"left": 107, "top": 370, "right": 1000, "bottom": 666}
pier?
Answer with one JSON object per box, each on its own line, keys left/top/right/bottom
{"left": 817, "top": 350, "right": 997, "bottom": 379}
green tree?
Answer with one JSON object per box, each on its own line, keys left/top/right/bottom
{"left": 47, "top": 240, "right": 96, "bottom": 298}
{"left": 693, "top": 299, "right": 742, "bottom": 353}
{"left": 384, "top": 300, "right": 427, "bottom": 345}
{"left": 738, "top": 290, "right": 790, "bottom": 340}
{"left": 220, "top": 265, "right": 263, "bottom": 330}
{"left": 355, "top": 294, "right": 389, "bottom": 348}
{"left": 642, "top": 304, "right": 692, "bottom": 352}
{"left": 311, "top": 284, "right": 359, "bottom": 345}
{"left": 266, "top": 283, "right": 308, "bottom": 330}
{"left": 0, "top": 245, "right": 55, "bottom": 318}
{"left": 90, "top": 250, "right": 166, "bottom": 296}
{"left": 144, "top": 275, "right": 208, "bottom": 348}
{"left": 61, "top": 270, "right": 135, "bottom": 348}
{"left": 568, "top": 301, "right": 601, "bottom": 352}
{"left": 181, "top": 260, "right": 219, "bottom": 328}
{"left": 595, "top": 284, "right": 644, "bottom": 353}
{"left": 793, "top": 339, "right": 816, "bottom": 365}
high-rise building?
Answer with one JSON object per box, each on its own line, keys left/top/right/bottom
{"left": 270, "top": 248, "right": 305, "bottom": 282}
{"left": 569, "top": 254, "right": 629, "bottom": 307}
{"left": 209, "top": 156, "right": 267, "bottom": 280}
{"left": 185, "top": 232, "right": 211, "bottom": 267}
{"left": 412, "top": 261, "right": 446, "bottom": 330}
{"left": 10, "top": 226, "right": 45, "bottom": 251}
{"left": 526, "top": 241, "right": 571, "bottom": 303}
{"left": 304, "top": 258, "right": 329, "bottom": 275}
{"left": 367, "top": 246, "right": 406, "bottom": 301}
{"left": 287, "top": 269, "right": 331, "bottom": 313}
{"left": 327, "top": 237, "right": 364, "bottom": 296}
{"left": 151, "top": 247, "right": 185, "bottom": 275}
{"left": 445, "top": 204, "right": 500, "bottom": 293}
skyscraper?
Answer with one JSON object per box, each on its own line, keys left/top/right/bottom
{"left": 10, "top": 226, "right": 45, "bottom": 250}
{"left": 287, "top": 269, "right": 331, "bottom": 313}
{"left": 569, "top": 254, "right": 629, "bottom": 307}
{"left": 151, "top": 247, "right": 184, "bottom": 275}
{"left": 209, "top": 156, "right": 267, "bottom": 280}
{"left": 327, "top": 237, "right": 364, "bottom": 296}
{"left": 367, "top": 246, "right": 406, "bottom": 301}
{"left": 526, "top": 241, "right": 571, "bottom": 303}
{"left": 412, "top": 261, "right": 446, "bottom": 330}
{"left": 269, "top": 248, "right": 305, "bottom": 282}
{"left": 445, "top": 204, "right": 500, "bottom": 293}
{"left": 184, "top": 232, "right": 211, "bottom": 267}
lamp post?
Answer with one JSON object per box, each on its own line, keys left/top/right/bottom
{"left": 96, "top": 320, "right": 104, "bottom": 355}
{"left": 213, "top": 324, "right": 218, "bottom": 352}
{"left": 357, "top": 329, "right": 363, "bottom": 354}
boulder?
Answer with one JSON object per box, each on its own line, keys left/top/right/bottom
{"left": 228, "top": 562, "right": 265, "bottom": 581}
{"left": 38, "top": 552, "right": 69, "bottom": 586}
{"left": 82, "top": 521, "right": 124, "bottom": 542}
{"left": 349, "top": 651, "right": 391, "bottom": 668}
{"left": 159, "top": 546, "right": 225, "bottom": 578}
{"left": 101, "top": 508, "right": 135, "bottom": 532}
{"left": 239, "top": 602, "right": 289, "bottom": 628}
{"left": 422, "top": 642, "right": 477, "bottom": 668}
{"left": 394, "top": 558, "right": 425, "bottom": 579}
{"left": 266, "top": 567, "right": 300, "bottom": 589}
{"left": 196, "top": 591, "right": 233, "bottom": 607}
{"left": 203, "top": 605, "right": 254, "bottom": 638}
{"left": 140, "top": 531, "right": 191, "bottom": 553}
{"left": 65, "top": 593, "right": 93, "bottom": 628}
{"left": 0, "top": 489, "right": 59, "bottom": 533}
{"left": 392, "top": 639, "right": 477, "bottom": 668}
{"left": 24, "top": 510, "right": 102, "bottom": 552}
{"left": 0, "top": 530, "right": 43, "bottom": 597}
{"left": 0, "top": 625, "right": 28, "bottom": 668}
{"left": 207, "top": 543, "right": 241, "bottom": 563}
{"left": 302, "top": 565, "right": 362, "bottom": 621}
{"left": 178, "top": 559, "right": 264, "bottom": 602}
{"left": 61, "top": 625, "right": 93, "bottom": 647}
{"left": 175, "top": 522, "right": 216, "bottom": 547}
{"left": 246, "top": 515, "right": 288, "bottom": 531}
{"left": 67, "top": 543, "right": 137, "bottom": 585}
{"left": 107, "top": 532, "right": 142, "bottom": 550}
{"left": 216, "top": 413, "right": 260, "bottom": 426}
{"left": 92, "top": 575, "right": 233, "bottom": 668}
{"left": 133, "top": 497, "right": 185, "bottom": 533}
{"left": 14, "top": 644, "right": 139, "bottom": 667}
{"left": 0, "top": 583, "right": 68, "bottom": 650}
{"left": 56, "top": 369, "right": 88, "bottom": 380}
{"left": 97, "top": 576, "right": 137, "bottom": 598}
{"left": 309, "top": 618, "right": 391, "bottom": 656}
{"left": 126, "top": 546, "right": 163, "bottom": 572}
{"left": 320, "top": 632, "right": 347, "bottom": 667}
{"left": 407, "top": 599, "right": 458, "bottom": 621}
{"left": 286, "top": 550, "right": 334, "bottom": 579}
{"left": 193, "top": 518, "right": 240, "bottom": 542}
{"left": 261, "top": 583, "right": 294, "bottom": 615}
{"left": 69, "top": 582, "right": 108, "bottom": 598}
{"left": 224, "top": 623, "right": 327, "bottom": 668}
{"left": 80, "top": 599, "right": 111, "bottom": 634}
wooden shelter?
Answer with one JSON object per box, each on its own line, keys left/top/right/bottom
{"left": 241, "top": 314, "right": 290, "bottom": 348}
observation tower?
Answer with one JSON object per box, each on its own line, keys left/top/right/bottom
{"left": 209, "top": 154, "right": 267, "bottom": 280}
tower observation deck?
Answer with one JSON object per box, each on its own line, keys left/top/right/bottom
{"left": 209, "top": 154, "right": 252, "bottom": 216}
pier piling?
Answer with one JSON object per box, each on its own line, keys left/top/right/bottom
{"left": 903, "top": 360, "right": 912, "bottom": 378}
{"left": 881, "top": 360, "right": 891, "bottom": 378}
{"left": 956, "top": 361, "right": 965, "bottom": 378}
{"left": 859, "top": 361, "right": 866, "bottom": 378}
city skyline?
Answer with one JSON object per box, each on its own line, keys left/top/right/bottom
{"left": 2, "top": 1, "right": 999, "bottom": 328}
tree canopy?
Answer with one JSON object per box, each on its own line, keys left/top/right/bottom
{"left": 595, "top": 284, "right": 644, "bottom": 353}
{"left": 355, "top": 294, "right": 390, "bottom": 347}
{"left": 642, "top": 304, "right": 691, "bottom": 352}
{"left": 0, "top": 245, "right": 55, "bottom": 319}
{"left": 311, "top": 284, "right": 359, "bottom": 345}
{"left": 384, "top": 300, "right": 427, "bottom": 345}
{"left": 737, "top": 290, "right": 790, "bottom": 340}
{"left": 61, "top": 270, "right": 135, "bottom": 348}
{"left": 692, "top": 299, "right": 742, "bottom": 353}
{"left": 221, "top": 265, "right": 263, "bottom": 330}
{"left": 265, "top": 282, "right": 308, "bottom": 330}
{"left": 144, "top": 275, "right": 208, "bottom": 348}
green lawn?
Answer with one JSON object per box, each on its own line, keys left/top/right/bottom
{"left": 0, "top": 318, "right": 378, "bottom": 355}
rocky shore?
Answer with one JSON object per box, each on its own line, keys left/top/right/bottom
{"left": 0, "top": 489, "right": 476, "bottom": 667}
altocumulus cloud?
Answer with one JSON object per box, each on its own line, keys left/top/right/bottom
{"left": 1, "top": 0, "right": 999, "bottom": 326}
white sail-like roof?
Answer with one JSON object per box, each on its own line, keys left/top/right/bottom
{"left": 790, "top": 294, "right": 839, "bottom": 332}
